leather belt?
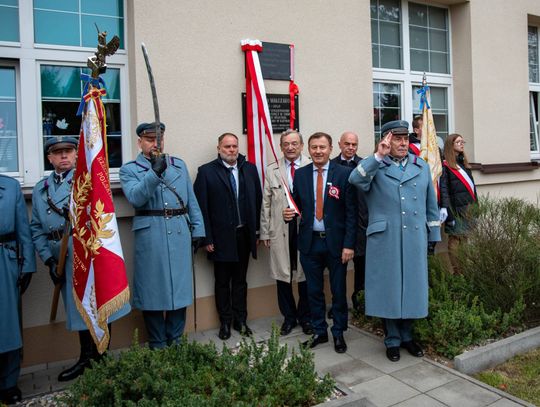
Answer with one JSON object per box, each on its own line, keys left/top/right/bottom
{"left": 313, "top": 231, "right": 326, "bottom": 238}
{"left": 47, "top": 228, "right": 64, "bottom": 241}
{"left": 0, "top": 232, "right": 16, "bottom": 243}
{"left": 135, "top": 208, "right": 187, "bottom": 217}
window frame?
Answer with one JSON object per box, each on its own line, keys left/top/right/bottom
{"left": 528, "top": 25, "right": 540, "bottom": 160}
{"left": 0, "top": 0, "right": 131, "bottom": 186}
{"left": 0, "top": 60, "right": 22, "bottom": 176}
{"left": 372, "top": 0, "right": 454, "bottom": 140}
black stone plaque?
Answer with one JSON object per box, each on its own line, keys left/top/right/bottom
{"left": 242, "top": 93, "right": 299, "bottom": 134}
{"left": 258, "top": 42, "right": 291, "bottom": 80}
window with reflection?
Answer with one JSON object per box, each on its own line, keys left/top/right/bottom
{"left": 408, "top": 3, "right": 449, "bottom": 74}
{"left": 41, "top": 65, "right": 122, "bottom": 170}
{"left": 529, "top": 26, "right": 540, "bottom": 154}
{"left": 412, "top": 86, "right": 448, "bottom": 140}
{"left": 33, "top": 0, "right": 124, "bottom": 48}
{"left": 0, "top": 0, "right": 19, "bottom": 42}
{"left": 371, "top": 0, "right": 402, "bottom": 69}
{"left": 0, "top": 66, "right": 18, "bottom": 172}
{"left": 373, "top": 82, "right": 402, "bottom": 141}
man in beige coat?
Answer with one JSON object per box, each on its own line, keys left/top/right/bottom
{"left": 260, "top": 129, "right": 313, "bottom": 336}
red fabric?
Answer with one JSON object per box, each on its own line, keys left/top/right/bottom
{"left": 316, "top": 168, "right": 323, "bottom": 221}
{"left": 289, "top": 81, "right": 299, "bottom": 129}
{"left": 443, "top": 161, "right": 477, "bottom": 201}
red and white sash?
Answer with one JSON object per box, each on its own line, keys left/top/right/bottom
{"left": 409, "top": 142, "right": 421, "bottom": 156}
{"left": 443, "top": 160, "right": 476, "bottom": 201}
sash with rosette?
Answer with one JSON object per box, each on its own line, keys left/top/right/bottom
{"left": 409, "top": 142, "right": 421, "bottom": 156}
{"left": 443, "top": 160, "right": 476, "bottom": 201}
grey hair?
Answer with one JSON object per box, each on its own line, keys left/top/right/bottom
{"left": 279, "top": 129, "right": 303, "bottom": 145}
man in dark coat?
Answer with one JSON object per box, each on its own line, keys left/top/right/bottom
{"left": 331, "top": 131, "right": 368, "bottom": 312}
{"left": 194, "top": 133, "right": 262, "bottom": 340}
{"left": 284, "top": 132, "right": 357, "bottom": 354}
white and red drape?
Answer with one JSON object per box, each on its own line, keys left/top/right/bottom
{"left": 241, "top": 39, "right": 299, "bottom": 213}
{"left": 70, "top": 84, "right": 130, "bottom": 353}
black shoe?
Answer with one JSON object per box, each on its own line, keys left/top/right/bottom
{"left": 233, "top": 322, "right": 253, "bottom": 336}
{"left": 327, "top": 309, "right": 333, "bottom": 319}
{"left": 301, "top": 321, "right": 314, "bottom": 335}
{"left": 401, "top": 341, "right": 424, "bottom": 357}
{"left": 333, "top": 335, "right": 347, "bottom": 353}
{"left": 386, "top": 346, "right": 400, "bottom": 362}
{"left": 280, "top": 321, "right": 297, "bottom": 336}
{"left": 58, "top": 358, "right": 92, "bottom": 382}
{"left": 0, "top": 386, "right": 22, "bottom": 404}
{"left": 218, "top": 323, "right": 231, "bottom": 340}
{"left": 302, "top": 333, "right": 329, "bottom": 349}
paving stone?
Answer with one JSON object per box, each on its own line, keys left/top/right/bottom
{"left": 344, "top": 336, "right": 383, "bottom": 359}
{"left": 392, "top": 360, "right": 457, "bottom": 392}
{"left": 321, "top": 359, "right": 384, "bottom": 387}
{"left": 20, "top": 363, "right": 47, "bottom": 375}
{"left": 487, "top": 399, "right": 526, "bottom": 407}
{"left": 18, "top": 373, "right": 35, "bottom": 397}
{"left": 350, "top": 375, "right": 420, "bottom": 407}
{"left": 427, "top": 378, "right": 501, "bottom": 407}
{"left": 313, "top": 346, "right": 354, "bottom": 372}
{"left": 46, "top": 358, "right": 76, "bottom": 369}
{"left": 391, "top": 394, "right": 447, "bottom": 407}
{"left": 360, "top": 346, "right": 424, "bottom": 374}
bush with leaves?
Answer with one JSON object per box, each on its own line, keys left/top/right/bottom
{"left": 61, "top": 328, "right": 334, "bottom": 407}
{"left": 455, "top": 197, "right": 540, "bottom": 322}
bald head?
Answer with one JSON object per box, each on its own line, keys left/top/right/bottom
{"left": 338, "top": 131, "right": 359, "bottom": 161}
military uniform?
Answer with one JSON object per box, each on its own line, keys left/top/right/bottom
{"left": 0, "top": 175, "right": 35, "bottom": 404}
{"left": 120, "top": 122, "right": 204, "bottom": 349}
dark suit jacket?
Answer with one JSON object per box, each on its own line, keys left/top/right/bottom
{"left": 194, "top": 154, "right": 262, "bottom": 262}
{"left": 331, "top": 155, "right": 368, "bottom": 256}
{"left": 293, "top": 161, "right": 357, "bottom": 257}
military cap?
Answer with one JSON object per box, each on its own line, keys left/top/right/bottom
{"left": 44, "top": 136, "right": 78, "bottom": 153}
{"left": 136, "top": 122, "right": 166, "bottom": 137}
{"left": 381, "top": 120, "right": 409, "bottom": 136}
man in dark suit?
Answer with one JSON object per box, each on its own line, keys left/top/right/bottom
{"left": 284, "top": 132, "right": 357, "bottom": 353}
{"left": 331, "top": 131, "right": 368, "bottom": 313}
{"left": 194, "top": 133, "right": 262, "bottom": 340}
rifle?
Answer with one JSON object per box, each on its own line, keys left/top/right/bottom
{"left": 49, "top": 217, "right": 71, "bottom": 322}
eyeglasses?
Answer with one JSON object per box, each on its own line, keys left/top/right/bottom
{"left": 454, "top": 140, "right": 466, "bottom": 145}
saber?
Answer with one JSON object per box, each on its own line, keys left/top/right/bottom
{"left": 192, "top": 246, "right": 198, "bottom": 332}
{"left": 141, "top": 43, "right": 162, "bottom": 155}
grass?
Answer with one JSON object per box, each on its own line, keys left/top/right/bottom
{"left": 475, "top": 348, "right": 540, "bottom": 406}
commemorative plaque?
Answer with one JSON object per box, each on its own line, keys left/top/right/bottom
{"left": 257, "top": 42, "right": 291, "bottom": 81}
{"left": 242, "top": 93, "right": 299, "bottom": 134}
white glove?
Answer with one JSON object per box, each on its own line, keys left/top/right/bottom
{"left": 439, "top": 208, "right": 448, "bottom": 223}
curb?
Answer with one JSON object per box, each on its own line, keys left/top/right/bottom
{"left": 454, "top": 326, "right": 540, "bottom": 374}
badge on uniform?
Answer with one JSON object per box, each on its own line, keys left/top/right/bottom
{"left": 328, "top": 185, "right": 340, "bottom": 200}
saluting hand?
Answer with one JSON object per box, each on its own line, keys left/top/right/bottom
{"left": 376, "top": 132, "right": 393, "bottom": 158}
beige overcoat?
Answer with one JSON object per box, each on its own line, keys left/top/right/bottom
{"left": 260, "top": 155, "right": 311, "bottom": 283}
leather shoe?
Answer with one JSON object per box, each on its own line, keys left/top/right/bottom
{"left": 302, "top": 333, "right": 329, "bottom": 349}
{"left": 333, "top": 335, "right": 347, "bottom": 353}
{"left": 386, "top": 346, "right": 400, "bottom": 362}
{"left": 0, "top": 386, "right": 22, "bottom": 404}
{"left": 233, "top": 321, "right": 253, "bottom": 336}
{"left": 301, "top": 321, "right": 314, "bottom": 335}
{"left": 401, "top": 341, "right": 424, "bottom": 357}
{"left": 280, "top": 321, "right": 297, "bottom": 336}
{"left": 58, "top": 359, "right": 92, "bottom": 382}
{"left": 218, "top": 323, "right": 231, "bottom": 340}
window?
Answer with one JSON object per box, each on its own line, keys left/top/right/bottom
{"left": 528, "top": 26, "right": 540, "bottom": 157}
{"left": 0, "top": 0, "right": 19, "bottom": 42}
{"left": 0, "top": 66, "right": 18, "bottom": 172}
{"left": 41, "top": 65, "right": 123, "bottom": 170}
{"left": 34, "top": 0, "right": 124, "bottom": 48}
{"left": 0, "top": 1, "right": 129, "bottom": 185}
{"left": 371, "top": 1, "right": 452, "bottom": 143}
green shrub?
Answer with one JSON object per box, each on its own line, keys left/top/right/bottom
{"left": 414, "top": 256, "right": 525, "bottom": 359}
{"left": 456, "top": 197, "right": 540, "bottom": 322}
{"left": 61, "top": 328, "right": 334, "bottom": 407}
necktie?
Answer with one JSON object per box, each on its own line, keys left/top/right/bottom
{"left": 228, "top": 167, "right": 237, "bottom": 198}
{"left": 399, "top": 161, "right": 405, "bottom": 171}
{"left": 315, "top": 168, "right": 323, "bottom": 221}
{"left": 290, "top": 163, "right": 295, "bottom": 180}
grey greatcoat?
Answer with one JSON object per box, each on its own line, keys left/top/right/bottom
{"left": 349, "top": 154, "right": 441, "bottom": 319}
{"left": 31, "top": 171, "right": 130, "bottom": 331}
{"left": 120, "top": 153, "right": 205, "bottom": 311}
{"left": 259, "top": 155, "right": 311, "bottom": 283}
{"left": 0, "top": 176, "right": 35, "bottom": 353}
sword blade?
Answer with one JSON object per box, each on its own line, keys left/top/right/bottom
{"left": 141, "top": 42, "right": 162, "bottom": 153}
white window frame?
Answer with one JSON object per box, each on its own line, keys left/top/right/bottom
{"left": 372, "top": 0, "right": 454, "bottom": 135}
{"left": 0, "top": 0, "right": 131, "bottom": 186}
{"left": 528, "top": 25, "right": 540, "bottom": 160}
{"left": 0, "top": 60, "right": 22, "bottom": 176}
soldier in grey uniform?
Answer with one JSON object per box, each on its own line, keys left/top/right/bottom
{"left": 0, "top": 175, "right": 35, "bottom": 404}
{"left": 120, "top": 122, "right": 205, "bottom": 349}
{"left": 31, "top": 137, "right": 130, "bottom": 381}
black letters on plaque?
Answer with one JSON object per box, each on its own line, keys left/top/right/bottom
{"left": 242, "top": 93, "right": 299, "bottom": 134}
{"left": 258, "top": 42, "right": 291, "bottom": 81}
